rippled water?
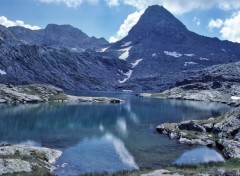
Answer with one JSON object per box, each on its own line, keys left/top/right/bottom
{"left": 0, "top": 92, "right": 229, "bottom": 175}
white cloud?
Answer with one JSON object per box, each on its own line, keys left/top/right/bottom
{"left": 105, "top": 0, "right": 119, "bottom": 7}
{"left": 37, "top": 0, "right": 98, "bottom": 7}
{"left": 0, "top": 16, "right": 41, "bottom": 30}
{"left": 114, "top": 0, "right": 240, "bottom": 14}
{"left": 220, "top": 11, "right": 240, "bottom": 42}
{"left": 109, "top": 10, "right": 144, "bottom": 43}
{"left": 208, "top": 19, "right": 224, "bottom": 30}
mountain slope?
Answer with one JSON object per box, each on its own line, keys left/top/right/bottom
{"left": 146, "top": 61, "right": 240, "bottom": 106}
{"left": 9, "top": 24, "right": 108, "bottom": 52}
{"left": 0, "top": 25, "right": 125, "bottom": 91}
{"left": 107, "top": 5, "right": 240, "bottom": 92}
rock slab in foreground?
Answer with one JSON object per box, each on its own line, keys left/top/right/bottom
{"left": 0, "top": 145, "right": 62, "bottom": 175}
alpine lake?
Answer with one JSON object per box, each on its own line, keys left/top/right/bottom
{"left": 0, "top": 91, "right": 230, "bottom": 175}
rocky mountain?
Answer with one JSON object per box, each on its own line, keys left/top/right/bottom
{"left": 9, "top": 24, "right": 108, "bottom": 52}
{"left": 1, "top": 5, "right": 240, "bottom": 92}
{"left": 106, "top": 5, "right": 240, "bottom": 92}
{"left": 0, "top": 25, "right": 126, "bottom": 91}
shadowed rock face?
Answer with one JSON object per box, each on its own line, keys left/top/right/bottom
{"left": 8, "top": 24, "right": 108, "bottom": 52}
{"left": 0, "top": 25, "right": 126, "bottom": 91}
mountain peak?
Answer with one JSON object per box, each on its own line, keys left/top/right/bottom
{"left": 127, "top": 5, "right": 187, "bottom": 41}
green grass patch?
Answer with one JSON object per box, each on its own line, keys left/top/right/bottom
{"left": 48, "top": 93, "right": 67, "bottom": 101}
{"left": 151, "top": 93, "right": 169, "bottom": 98}
{"left": 167, "top": 159, "right": 240, "bottom": 175}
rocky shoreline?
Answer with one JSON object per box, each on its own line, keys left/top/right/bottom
{"left": 0, "top": 144, "right": 62, "bottom": 175}
{"left": 0, "top": 84, "right": 123, "bottom": 104}
{"left": 156, "top": 107, "right": 240, "bottom": 159}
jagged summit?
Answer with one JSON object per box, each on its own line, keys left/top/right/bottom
{"left": 128, "top": 5, "right": 187, "bottom": 40}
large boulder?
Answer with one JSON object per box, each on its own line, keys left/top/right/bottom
{"left": 178, "top": 120, "right": 206, "bottom": 132}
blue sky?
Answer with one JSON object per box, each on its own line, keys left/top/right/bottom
{"left": 0, "top": 0, "right": 240, "bottom": 43}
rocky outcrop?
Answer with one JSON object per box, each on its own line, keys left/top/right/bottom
{"left": 0, "top": 84, "right": 123, "bottom": 104}
{"left": 0, "top": 144, "right": 62, "bottom": 175}
{"left": 156, "top": 107, "right": 240, "bottom": 159}
{"left": 139, "top": 61, "right": 240, "bottom": 107}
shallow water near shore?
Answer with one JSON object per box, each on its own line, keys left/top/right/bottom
{"left": 0, "top": 92, "right": 229, "bottom": 175}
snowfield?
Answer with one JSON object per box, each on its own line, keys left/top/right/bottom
{"left": 200, "top": 57, "right": 209, "bottom": 61}
{"left": 184, "top": 54, "right": 195, "bottom": 57}
{"left": 0, "top": 69, "right": 6, "bottom": 75}
{"left": 118, "top": 46, "right": 132, "bottom": 60}
{"left": 184, "top": 62, "right": 197, "bottom": 67}
{"left": 131, "top": 59, "right": 142, "bottom": 68}
{"left": 118, "top": 70, "right": 133, "bottom": 83}
{"left": 121, "top": 42, "right": 132, "bottom": 47}
{"left": 99, "top": 46, "right": 109, "bottom": 52}
{"left": 164, "top": 51, "right": 182, "bottom": 58}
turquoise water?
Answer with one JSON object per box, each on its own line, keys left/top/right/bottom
{"left": 0, "top": 93, "right": 229, "bottom": 175}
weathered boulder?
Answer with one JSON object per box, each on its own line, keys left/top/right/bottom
{"left": 217, "top": 139, "right": 240, "bottom": 159}
{"left": 178, "top": 120, "right": 206, "bottom": 132}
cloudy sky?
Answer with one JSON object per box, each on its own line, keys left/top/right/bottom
{"left": 0, "top": 0, "right": 240, "bottom": 43}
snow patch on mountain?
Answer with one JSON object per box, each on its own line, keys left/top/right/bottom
{"left": 231, "top": 96, "right": 240, "bottom": 100}
{"left": 71, "top": 48, "right": 77, "bottom": 51}
{"left": 0, "top": 69, "right": 6, "bottom": 75}
{"left": 118, "top": 46, "right": 132, "bottom": 60}
{"left": 184, "top": 62, "right": 198, "bottom": 67}
{"left": 164, "top": 51, "right": 182, "bottom": 58}
{"left": 131, "top": 59, "right": 142, "bottom": 68}
{"left": 119, "top": 70, "right": 133, "bottom": 83}
{"left": 184, "top": 54, "right": 195, "bottom": 57}
{"left": 200, "top": 57, "right": 209, "bottom": 61}
{"left": 99, "top": 46, "right": 109, "bottom": 52}
{"left": 121, "top": 42, "right": 132, "bottom": 47}
{"left": 152, "top": 53, "right": 157, "bottom": 57}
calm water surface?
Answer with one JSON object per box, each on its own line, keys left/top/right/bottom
{"left": 0, "top": 92, "right": 229, "bottom": 175}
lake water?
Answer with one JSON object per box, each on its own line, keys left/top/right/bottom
{"left": 0, "top": 92, "right": 229, "bottom": 175}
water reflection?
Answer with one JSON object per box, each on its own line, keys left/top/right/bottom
{"left": 0, "top": 94, "right": 230, "bottom": 175}
{"left": 55, "top": 133, "right": 138, "bottom": 175}
{"left": 175, "top": 147, "right": 225, "bottom": 164}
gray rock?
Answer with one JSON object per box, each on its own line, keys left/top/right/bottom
{"left": 0, "top": 159, "right": 32, "bottom": 175}
{"left": 217, "top": 139, "right": 240, "bottom": 159}
{"left": 0, "top": 98, "right": 6, "bottom": 103}
{"left": 178, "top": 120, "right": 206, "bottom": 132}
{"left": 203, "top": 123, "right": 213, "bottom": 133}
{"left": 0, "top": 145, "right": 62, "bottom": 164}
